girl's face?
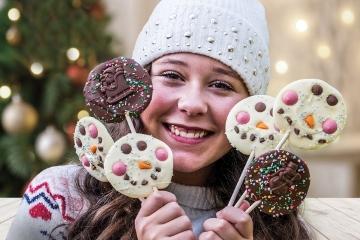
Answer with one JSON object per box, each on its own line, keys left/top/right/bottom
{"left": 141, "top": 53, "right": 249, "bottom": 184}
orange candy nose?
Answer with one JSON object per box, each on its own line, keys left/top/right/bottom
{"left": 256, "top": 121, "right": 269, "bottom": 129}
{"left": 304, "top": 115, "right": 315, "bottom": 128}
{"left": 90, "top": 145, "right": 97, "bottom": 153}
{"left": 138, "top": 161, "right": 152, "bottom": 170}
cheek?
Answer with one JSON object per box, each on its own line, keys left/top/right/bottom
{"left": 141, "top": 83, "right": 176, "bottom": 126}
{"left": 212, "top": 96, "right": 245, "bottom": 127}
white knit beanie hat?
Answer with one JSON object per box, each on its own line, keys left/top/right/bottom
{"left": 132, "top": 0, "right": 270, "bottom": 95}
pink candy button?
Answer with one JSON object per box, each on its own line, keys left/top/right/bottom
{"left": 112, "top": 161, "right": 127, "bottom": 176}
{"left": 236, "top": 111, "right": 250, "bottom": 124}
{"left": 155, "top": 148, "right": 168, "bottom": 161}
{"left": 322, "top": 118, "right": 337, "bottom": 134}
{"left": 88, "top": 124, "right": 98, "bottom": 138}
{"left": 282, "top": 90, "right": 298, "bottom": 106}
{"left": 81, "top": 155, "right": 90, "bottom": 167}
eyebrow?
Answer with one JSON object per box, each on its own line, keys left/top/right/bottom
{"left": 157, "top": 58, "right": 241, "bottom": 80}
{"left": 157, "top": 58, "right": 188, "bottom": 67}
{"left": 212, "top": 67, "right": 241, "bottom": 80}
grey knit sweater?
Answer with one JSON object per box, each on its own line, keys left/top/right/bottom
{"left": 7, "top": 165, "right": 219, "bottom": 239}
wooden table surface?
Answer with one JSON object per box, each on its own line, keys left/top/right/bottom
{"left": 1, "top": 198, "right": 360, "bottom": 239}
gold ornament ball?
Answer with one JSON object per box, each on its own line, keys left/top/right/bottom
{"left": 2, "top": 95, "right": 38, "bottom": 134}
{"left": 35, "top": 126, "right": 66, "bottom": 163}
{"left": 6, "top": 26, "right": 21, "bottom": 46}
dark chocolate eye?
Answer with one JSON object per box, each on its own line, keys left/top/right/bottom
{"left": 255, "top": 102, "right": 266, "bottom": 112}
{"left": 137, "top": 141, "right": 147, "bottom": 151}
{"left": 234, "top": 126, "right": 239, "bottom": 133}
{"left": 326, "top": 94, "right": 338, "bottom": 106}
{"left": 311, "top": 84, "right": 323, "bottom": 96}
{"left": 121, "top": 143, "right": 132, "bottom": 154}
{"left": 79, "top": 125, "right": 86, "bottom": 135}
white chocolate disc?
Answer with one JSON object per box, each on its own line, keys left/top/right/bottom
{"left": 273, "top": 79, "right": 347, "bottom": 149}
{"left": 74, "top": 117, "right": 114, "bottom": 182}
{"left": 225, "top": 95, "right": 283, "bottom": 157}
{"left": 104, "top": 133, "right": 173, "bottom": 198}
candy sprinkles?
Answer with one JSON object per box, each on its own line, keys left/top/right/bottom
{"left": 74, "top": 57, "right": 173, "bottom": 199}
{"left": 83, "top": 57, "right": 153, "bottom": 123}
{"left": 244, "top": 150, "right": 310, "bottom": 217}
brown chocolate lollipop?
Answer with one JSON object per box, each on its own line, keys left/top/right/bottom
{"left": 84, "top": 57, "right": 152, "bottom": 122}
{"left": 245, "top": 149, "right": 310, "bottom": 217}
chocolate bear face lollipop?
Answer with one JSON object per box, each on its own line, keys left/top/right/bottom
{"left": 84, "top": 57, "right": 152, "bottom": 123}
{"left": 245, "top": 150, "right": 310, "bottom": 217}
{"left": 104, "top": 133, "right": 173, "bottom": 198}
{"left": 74, "top": 117, "right": 114, "bottom": 182}
{"left": 226, "top": 95, "right": 283, "bottom": 157}
{"left": 273, "top": 79, "right": 347, "bottom": 149}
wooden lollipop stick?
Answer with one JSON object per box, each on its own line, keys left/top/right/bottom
{"left": 234, "top": 191, "right": 247, "bottom": 208}
{"left": 228, "top": 150, "right": 255, "bottom": 207}
{"left": 245, "top": 200, "right": 261, "bottom": 214}
{"left": 275, "top": 130, "right": 290, "bottom": 150}
{"left": 125, "top": 111, "right": 136, "bottom": 134}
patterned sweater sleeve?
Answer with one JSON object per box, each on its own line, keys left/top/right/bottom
{"left": 6, "top": 165, "right": 88, "bottom": 240}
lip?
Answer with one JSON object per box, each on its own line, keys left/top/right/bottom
{"left": 163, "top": 123, "right": 212, "bottom": 145}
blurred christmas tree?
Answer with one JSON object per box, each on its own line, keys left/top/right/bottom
{"left": 0, "top": 0, "right": 114, "bottom": 196}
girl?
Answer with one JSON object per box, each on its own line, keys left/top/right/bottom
{"left": 7, "top": 0, "right": 312, "bottom": 239}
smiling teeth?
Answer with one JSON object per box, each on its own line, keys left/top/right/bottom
{"left": 170, "top": 125, "right": 208, "bottom": 138}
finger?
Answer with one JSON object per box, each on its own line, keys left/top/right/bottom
{"left": 148, "top": 201, "right": 186, "bottom": 224}
{"left": 137, "top": 190, "right": 176, "bottom": 217}
{"left": 203, "top": 218, "right": 240, "bottom": 239}
{"left": 216, "top": 206, "right": 253, "bottom": 238}
{"left": 160, "top": 215, "right": 193, "bottom": 237}
{"left": 199, "top": 231, "right": 222, "bottom": 240}
{"left": 238, "top": 200, "right": 250, "bottom": 212}
{"left": 167, "top": 230, "right": 196, "bottom": 240}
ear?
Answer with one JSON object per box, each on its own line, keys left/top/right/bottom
{"left": 74, "top": 116, "right": 114, "bottom": 182}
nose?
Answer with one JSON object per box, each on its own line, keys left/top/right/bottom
{"left": 178, "top": 87, "right": 208, "bottom": 116}
{"left": 138, "top": 160, "right": 152, "bottom": 170}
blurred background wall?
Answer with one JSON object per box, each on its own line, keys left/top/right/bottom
{"left": 103, "top": 0, "right": 360, "bottom": 197}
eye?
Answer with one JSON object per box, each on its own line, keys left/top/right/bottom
{"left": 161, "top": 71, "right": 182, "bottom": 80}
{"left": 209, "top": 80, "right": 234, "bottom": 91}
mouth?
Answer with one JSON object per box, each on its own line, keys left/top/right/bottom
{"left": 164, "top": 123, "right": 213, "bottom": 144}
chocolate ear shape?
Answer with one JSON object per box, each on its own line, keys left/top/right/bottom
{"left": 83, "top": 57, "right": 152, "bottom": 123}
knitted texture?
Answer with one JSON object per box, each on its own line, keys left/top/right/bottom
{"left": 6, "top": 165, "right": 87, "bottom": 240}
{"left": 132, "top": 0, "right": 270, "bottom": 95}
{"left": 7, "top": 165, "right": 220, "bottom": 239}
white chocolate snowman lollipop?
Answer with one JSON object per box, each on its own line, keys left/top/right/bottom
{"left": 273, "top": 79, "right": 347, "bottom": 149}
{"left": 103, "top": 113, "right": 173, "bottom": 198}
{"left": 104, "top": 132, "right": 173, "bottom": 198}
{"left": 74, "top": 117, "right": 114, "bottom": 182}
{"left": 226, "top": 95, "right": 283, "bottom": 157}
{"left": 226, "top": 95, "right": 283, "bottom": 207}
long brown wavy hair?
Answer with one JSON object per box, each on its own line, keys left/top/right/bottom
{"left": 65, "top": 118, "right": 313, "bottom": 240}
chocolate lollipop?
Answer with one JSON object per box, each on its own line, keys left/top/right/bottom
{"left": 244, "top": 149, "right": 310, "bottom": 217}
{"left": 273, "top": 79, "right": 347, "bottom": 149}
{"left": 225, "top": 95, "right": 283, "bottom": 206}
{"left": 74, "top": 117, "right": 114, "bottom": 182}
{"left": 104, "top": 113, "right": 173, "bottom": 198}
{"left": 84, "top": 57, "right": 152, "bottom": 123}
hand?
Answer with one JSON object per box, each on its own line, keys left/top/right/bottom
{"left": 135, "top": 190, "right": 196, "bottom": 240}
{"left": 199, "top": 201, "right": 253, "bottom": 240}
